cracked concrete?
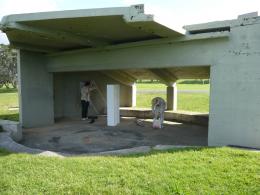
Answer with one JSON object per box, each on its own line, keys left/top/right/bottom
{"left": 20, "top": 117, "right": 208, "bottom": 154}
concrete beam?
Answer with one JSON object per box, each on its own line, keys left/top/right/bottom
{"left": 148, "top": 68, "right": 177, "bottom": 86}
{"left": 10, "top": 41, "right": 59, "bottom": 53}
{"left": 101, "top": 70, "right": 136, "bottom": 86}
{"left": 4, "top": 22, "right": 109, "bottom": 47}
{"left": 47, "top": 37, "right": 226, "bottom": 72}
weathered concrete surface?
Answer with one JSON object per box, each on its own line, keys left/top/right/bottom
{"left": 0, "top": 119, "right": 22, "bottom": 142}
{"left": 1, "top": 5, "right": 260, "bottom": 149}
{"left": 21, "top": 117, "right": 208, "bottom": 154}
{"left": 0, "top": 130, "right": 206, "bottom": 157}
{"left": 208, "top": 21, "right": 260, "bottom": 149}
{"left": 18, "top": 50, "right": 54, "bottom": 128}
{"left": 120, "top": 108, "right": 209, "bottom": 126}
{"left": 0, "top": 132, "right": 63, "bottom": 157}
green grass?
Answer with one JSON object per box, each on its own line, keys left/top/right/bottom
{"left": 137, "top": 83, "right": 210, "bottom": 90}
{"left": 0, "top": 87, "right": 19, "bottom": 121}
{"left": 137, "top": 93, "right": 209, "bottom": 113}
{"left": 136, "top": 83, "right": 210, "bottom": 113}
{"left": 0, "top": 82, "right": 209, "bottom": 122}
{"left": 0, "top": 147, "right": 259, "bottom": 194}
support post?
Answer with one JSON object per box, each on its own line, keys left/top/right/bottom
{"left": 167, "top": 83, "right": 177, "bottom": 111}
{"left": 107, "top": 85, "right": 120, "bottom": 126}
{"left": 132, "top": 83, "right": 137, "bottom": 107}
{"left": 18, "top": 50, "right": 54, "bottom": 127}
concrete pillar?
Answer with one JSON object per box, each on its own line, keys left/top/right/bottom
{"left": 209, "top": 57, "right": 260, "bottom": 149}
{"left": 18, "top": 50, "right": 54, "bottom": 128}
{"left": 132, "top": 83, "right": 137, "bottom": 107}
{"left": 107, "top": 85, "right": 120, "bottom": 126}
{"left": 167, "top": 83, "right": 177, "bottom": 111}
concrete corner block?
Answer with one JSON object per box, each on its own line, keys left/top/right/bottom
{"left": 153, "top": 145, "right": 196, "bottom": 151}
{"left": 0, "top": 120, "right": 22, "bottom": 142}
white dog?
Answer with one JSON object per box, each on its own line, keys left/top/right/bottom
{"left": 151, "top": 97, "right": 166, "bottom": 128}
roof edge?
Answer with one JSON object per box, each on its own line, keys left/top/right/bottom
{"left": 1, "top": 4, "right": 153, "bottom": 25}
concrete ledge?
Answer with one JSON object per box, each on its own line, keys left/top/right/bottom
{"left": 0, "top": 119, "right": 22, "bottom": 142}
{"left": 97, "top": 146, "right": 151, "bottom": 155}
{"left": 120, "top": 108, "right": 208, "bottom": 126}
{"left": 0, "top": 132, "right": 62, "bottom": 157}
{"left": 0, "top": 131, "right": 204, "bottom": 157}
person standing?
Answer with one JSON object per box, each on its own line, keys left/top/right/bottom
{"left": 81, "top": 81, "right": 95, "bottom": 120}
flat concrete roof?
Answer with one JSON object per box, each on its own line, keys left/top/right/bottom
{"left": 0, "top": 4, "right": 183, "bottom": 52}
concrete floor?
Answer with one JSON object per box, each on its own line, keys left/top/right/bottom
{"left": 21, "top": 117, "right": 208, "bottom": 154}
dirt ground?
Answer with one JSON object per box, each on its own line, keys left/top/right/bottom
{"left": 21, "top": 116, "right": 208, "bottom": 154}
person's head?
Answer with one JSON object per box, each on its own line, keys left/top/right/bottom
{"left": 84, "top": 81, "right": 91, "bottom": 86}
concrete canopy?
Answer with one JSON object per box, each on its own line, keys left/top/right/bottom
{"left": 1, "top": 4, "right": 260, "bottom": 149}
{"left": 0, "top": 4, "right": 183, "bottom": 52}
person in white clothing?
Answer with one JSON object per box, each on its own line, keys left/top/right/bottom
{"left": 81, "top": 81, "right": 95, "bottom": 120}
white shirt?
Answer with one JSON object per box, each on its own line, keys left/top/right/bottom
{"left": 81, "top": 86, "right": 90, "bottom": 101}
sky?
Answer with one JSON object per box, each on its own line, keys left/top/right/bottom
{"left": 0, "top": 0, "right": 260, "bottom": 44}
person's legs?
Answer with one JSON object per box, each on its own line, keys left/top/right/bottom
{"left": 85, "top": 101, "right": 90, "bottom": 118}
{"left": 81, "top": 100, "right": 87, "bottom": 119}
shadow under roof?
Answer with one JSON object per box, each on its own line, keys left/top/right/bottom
{"left": 0, "top": 4, "right": 183, "bottom": 53}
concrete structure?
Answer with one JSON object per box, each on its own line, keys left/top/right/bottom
{"left": 0, "top": 5, "right": 260, "bottom": 148}
{"left": 107, "top": 85, "right": 120, "bottom": 126}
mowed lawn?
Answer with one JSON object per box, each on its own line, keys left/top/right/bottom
{"left": 137, "top": 83, "right": 210, "bottom": 113}
{"left": 0, "top": 147, "right": 259, "bottom": 194}
{"left": 0, "top": 87, "right": 19, "bottom": 121}
{"left": 0, "top": 83, "right": 209, "bottom": 121}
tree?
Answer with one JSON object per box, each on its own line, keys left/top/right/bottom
{"left": 0, "top": 44, "right": 18, "bottom": 88}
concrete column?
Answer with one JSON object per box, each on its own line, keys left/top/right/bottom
{"left": 167, "top": 83, "right": 177, "bottom": 111}
{"left": 107, "top": 85, "right": 120, "bottom": 126}
{"left": 18, "top": 50, "right": 54, "bottom": 128}
{"left": 132, "top": 83, "right": 137, "bottom": 107}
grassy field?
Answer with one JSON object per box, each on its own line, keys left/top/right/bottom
{"left": 0, "top": 87, "right": 19, "bottom": 121}
{"left": 137, "top": 83, "right": 210, "bottom": 90}
{"left": 137, "top": 93, "right": 209, "bottom": 112}
{"left": 137, "top": 83, "right": 209, "bottom": 113}
{"left": 0, "top": 147, "right": 259, "bottom": 194}
{"left": 0, "top": 83, "right": 209, "bottom": 121}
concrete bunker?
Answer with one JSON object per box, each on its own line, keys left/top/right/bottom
{"left": 1, "top": 5, "right": 260, "bottom": 150}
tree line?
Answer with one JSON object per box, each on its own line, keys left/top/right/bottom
{"left": 0, "top": 44, "right": 17, "bottom": 88}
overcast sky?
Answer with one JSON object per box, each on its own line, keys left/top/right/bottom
{"left": 0, "top": 0, "right": 260, "bottom": 44}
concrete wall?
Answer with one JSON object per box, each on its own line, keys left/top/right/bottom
{"left": 18, "top": 50, "right": 54, "bottom": 128}
{"left": 53, "top": 72, "right": 132, "bottom": 119}
{"left": 209, "top": 23, "right": 260, "bottom": 148}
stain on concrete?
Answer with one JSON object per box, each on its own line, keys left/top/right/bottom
{"left": 21, "top": 117, "right": 208, "bottom": 154}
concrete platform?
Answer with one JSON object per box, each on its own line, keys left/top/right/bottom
{"left": 120, "top": 108, "right": 209, "bottom": 126}
{"left": 21, "top": 116, "right": 208, "bottom": 154}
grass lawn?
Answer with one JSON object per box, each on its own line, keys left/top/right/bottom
{"left": 0, "top": 87, "right": 19, "bottom": 121}
{"left": 0, "top": 147, "right": 259, "bottom": 194}
{"left": 0, "top": 83, "right": 209, "bottom": 122}
{"left": 136, "top": 83, "right": 210, "bottom": 113}
{"left": 137, "top": 83, "right": 210, "bottom": 90}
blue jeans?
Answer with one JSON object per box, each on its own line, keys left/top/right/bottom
{"left": 81, "top": 100, "right": 89, "bottom": 118}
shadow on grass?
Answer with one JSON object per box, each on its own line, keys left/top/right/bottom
{"left": 0, "top": 149, "right": 12, "bottom": 157}
{"left": 0, "top": 113, "right": 19, "bottom": 121}
{"left": 0, "top": 88, "right": 17, "bottom": 94}
{"left": 118, "top": 146, "right": 213, "bottom": 158}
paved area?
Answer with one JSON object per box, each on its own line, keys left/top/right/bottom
{"left": 21, "top": 117, "right": 208, "bottom": 154}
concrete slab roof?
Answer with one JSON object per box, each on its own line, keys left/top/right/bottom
{"left": 0, "top": 4, "right": 183, "bottom": 52}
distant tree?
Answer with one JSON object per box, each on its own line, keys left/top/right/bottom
{"left": 0, "top": 45, "right": 17, "bottom": 88}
